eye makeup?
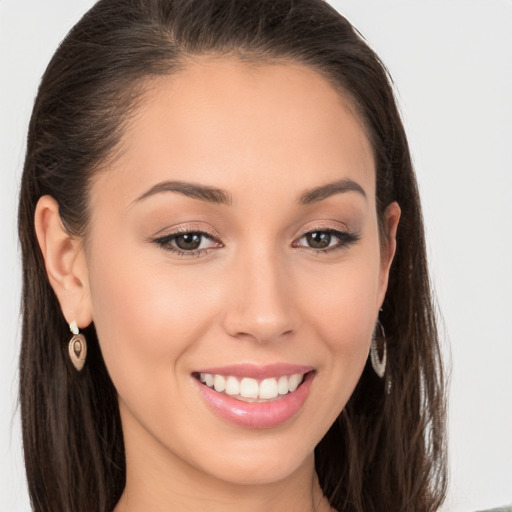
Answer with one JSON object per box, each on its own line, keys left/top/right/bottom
{"left": 292, "top": 226, "right": 360, "bottom": 253}
{"left": 152, "top": 224, "right": 360, "bottom": 258}
{"left": 152, "top": 226, "right": 223, "bottom": 258}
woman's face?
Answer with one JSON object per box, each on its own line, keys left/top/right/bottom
{"left": 84, "top": 59, "right": 398, "bottom": 486}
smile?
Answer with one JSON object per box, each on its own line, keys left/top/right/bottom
{"left": 198, "top": 372, "right": 304, "bottom": 402}
{"left": 193, "top": 364, "right": 315, "bottom": 428}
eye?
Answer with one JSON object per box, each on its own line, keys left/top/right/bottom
{"left": 174, "top": 232, "right": 206, "bottom": 251}
{"left": 304, "top": 231, "right": 334, "bottom": 249}
{"left": 293, "top": 228, "right": 360, "bottom": 252}
{"left": 153, "top": 229, "right": 222, "bottom": 256}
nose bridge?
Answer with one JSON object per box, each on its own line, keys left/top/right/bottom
{"left": 223, "top": 241, "right": 296, "bottom": 343}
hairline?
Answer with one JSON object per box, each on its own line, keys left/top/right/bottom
{"left": 82, "top": 52, "right": 383, "bottom": 247}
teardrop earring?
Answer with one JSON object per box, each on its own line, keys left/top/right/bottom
{"left": 68, "top": 320, "right": 87, "bottom": 371}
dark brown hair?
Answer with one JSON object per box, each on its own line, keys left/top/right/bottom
{"left": 18, "top": 0, "right": 447, "bottom": 510}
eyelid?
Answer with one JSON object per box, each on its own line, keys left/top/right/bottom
{"left": 292, "top": 224, "right": 360, "bottom": 252}
{"left": 296, "top": 222, "right": 350, "bottom": 237}
{"left": 152, "top": 222, "right": 220, "bottom": 239}
{"left": 151, "top": 224, "right": 223, "bottom": 257}
{"left": 150, "top": 222, "right": 359, "bottom": 257}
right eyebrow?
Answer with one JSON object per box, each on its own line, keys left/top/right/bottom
{"left": 131, "top": 180, "right": 232, "bottom": 206}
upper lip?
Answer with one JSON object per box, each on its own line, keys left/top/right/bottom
{"left": 193, "top": 363, "right": 315, "bottom": 380}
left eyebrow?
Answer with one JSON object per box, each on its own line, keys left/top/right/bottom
{"left": 298, "top": 178, "right": 367, "bottom": 205}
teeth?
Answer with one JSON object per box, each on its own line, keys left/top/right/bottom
{"left": 199, "top": 372, "right": 305, "bottom": 400}
{"left": 240, "top": 378, "right": 259, "bottom": 398}
{"left": 225, "top": 376, "right": 240, "bottom": 396}
{"left": 259, "top": 378, "right": 279, "bottom": 399}
{"left": 213, "top": 374, "right": 226, "bottom": 392}
{"left": 277, "top": 376, "right": 289, "bottom": 395}
{"left": 288, "top": 374, "right": 302, "bottom": 392}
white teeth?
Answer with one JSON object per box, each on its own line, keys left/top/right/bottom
{"left": 277, "top": 375, "right": 289, "bottom": 395}
{"left": 213, "top": 374, "right": 226, "bottom": 392}
{"left": 240, "top": 378, "right": 259, "bottom": 398}
{"left": 204, "top": 373, "right": 214, "bottom": 387}
{"left": 259, "top": 378, "right": 279, "bottom": 399}
{"left": 225, "top": 376, "right": 240, "bottom": 396}
{"left": 288, "top": 374, "right": 302, "bottom": 392}
{"left": 199, "top": 372, "right": 306, "bottom": 400}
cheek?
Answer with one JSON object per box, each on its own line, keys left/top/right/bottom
{"left": 86, "top": 246, "right": 220, "bottom": 398}
{"left": 300, "top": 257, "right": 380, "bottom": 350}
{"left": 296, "top": 249, "right": 381, "bottom": 408}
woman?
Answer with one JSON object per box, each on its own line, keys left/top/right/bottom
{"left": 18, "top": 0, "right": 447, "bottom": 510}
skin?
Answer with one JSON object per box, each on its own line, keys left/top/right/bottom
{"left": 35, "top": 58, "right": 400, "bottom": 512}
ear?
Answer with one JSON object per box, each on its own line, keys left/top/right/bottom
{"left": 377, "top": 201, "right": 401, "bottom": 309}
{"left": 34, "top": 195, "right": 93, "bottom": 329}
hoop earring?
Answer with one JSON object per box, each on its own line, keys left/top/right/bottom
{"left": 370, "top": 319, "right": 387, "bottom": 379}
{"left": 69, "top": 320, "right": 87, "bottom": 371}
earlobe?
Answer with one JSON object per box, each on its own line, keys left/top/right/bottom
{"left": 34, "top": 195, "right": 92, "bottom": 328}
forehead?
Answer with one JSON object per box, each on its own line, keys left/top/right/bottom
{"left": 94, "top": 57, "right": 375, "bottom": 207}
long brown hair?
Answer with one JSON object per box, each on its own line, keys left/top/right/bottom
{"left": 18, "top": 1, "right": 447, "bottom": 510}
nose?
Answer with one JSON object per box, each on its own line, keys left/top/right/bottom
{"left": 221, "top": 248, "right": 297, "bottom": 344}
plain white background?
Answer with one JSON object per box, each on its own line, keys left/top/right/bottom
{"left": 1, "top": 1, "right": 511, "bottom": 511}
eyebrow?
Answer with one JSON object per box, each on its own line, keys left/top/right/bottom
{"left": 132, "top": 177, "right": 366, "bottom": 207}
{"left": 132, "top": 180, "right": 232, "bottom": 206}
{"left": 298, "top": 178, "right": 367, "bottom": 205}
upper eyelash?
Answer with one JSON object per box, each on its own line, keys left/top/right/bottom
{"left": 153, "top": 229, "right": 220, "bottom": 257}
{"left": 153, "top": 226, "right": 360, "bottom": 257}
{"left": 294, "top": 227, "right": 360, "bottom": 252}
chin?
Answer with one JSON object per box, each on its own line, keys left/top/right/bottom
{"left": 189, "top": 435, "right": 316, "bottom": 487}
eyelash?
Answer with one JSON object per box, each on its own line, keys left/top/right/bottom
{"left": 292, "top": 227, "right": 360, "bottom": 254}
{"left": 153, "top": 227, "right": 222, "bottom": 258}
{"left": 153, "top": 226, "right": 360, "bottom": 258}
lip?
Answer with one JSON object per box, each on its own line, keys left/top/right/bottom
{"left": 194, "top": 363, "right": 315, "bottom": 380}
{"left": 193, "top": 368, "right": 315, "bottom": 429}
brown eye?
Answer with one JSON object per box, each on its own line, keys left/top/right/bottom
{"left": 153, "top": 230, "right": 221, "bottom": 255}
{"left": 293, "top": 228, "right": 360, "bottom": 253}
{"left": 306, "top": 231, "right": 331, "bottom": 249}
{"left": 175, "top": 233, "right": 203, "bottom": 250}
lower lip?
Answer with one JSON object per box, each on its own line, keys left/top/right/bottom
{"left": 194, "top": 372, "right": 315, "bottom": 429}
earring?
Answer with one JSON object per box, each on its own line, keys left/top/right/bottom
{"left": 370, "top": 319, "right": 387, "bottom": 378}
{"left": 68, "top": 320, "right": 87, "bottom": 371}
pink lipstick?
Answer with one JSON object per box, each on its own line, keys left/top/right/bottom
{"left": 193, "top": 364, "right": 315, "bottom": 429}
